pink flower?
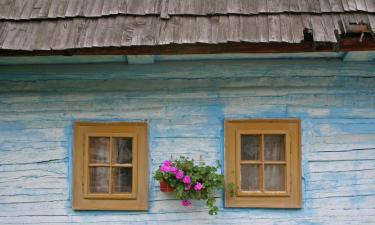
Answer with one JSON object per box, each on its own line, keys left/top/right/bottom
{"left": 181, "top": 199, "right": 192, "bottom": 207}
{"left": 160, "top": 164, "right": 170, "bottom": 172}
{"left": 169, "top": 167, "right": 177, "bottom": 174}
{"left": 175, "top": 170, "right": 184, "bottom": 179}
{"left": 163, "top": 160, "right": 172, "bottom": 167}
{"left": 194, "top": 182, "right": 203, "bottom": 191}
{"left": 183, "top": 175, "right": 191, "bottom": 184}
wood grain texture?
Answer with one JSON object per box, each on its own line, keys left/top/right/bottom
{"left": 0, "top": 12, "right": 374, "bottom": 52}
{"left": 0, "top": 59, "right": 374, "bottom": 224}
{"left": 0, "top": 0, "right": 374, "bottom": 51}
{"left": 0, "top": 0, "right": 374, "bottom": 21}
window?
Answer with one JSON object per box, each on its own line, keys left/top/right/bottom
{"left": 225, "top": 119, "right": 301, "bottom": 208}
{"left": 72, "top": 122, "right": 148, "bottom": 210}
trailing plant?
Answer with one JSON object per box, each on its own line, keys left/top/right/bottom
{"left": 154, "top": 156, "right": 224, "bottom": 215}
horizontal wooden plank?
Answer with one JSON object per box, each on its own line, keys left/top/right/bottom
{"left": 0, "top": 35, "right": 373, "bottom": 55}
{"left": 0, "top": 58, "right": 374, "bottom": 223}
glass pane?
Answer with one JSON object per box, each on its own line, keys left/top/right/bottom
{"left": 241, "top": 135, "right": 260, "bottom": 160}
{"left": 264, "top": 134, "right": 285, "bottom": 161}
{"left": 89, "top": 167, "right": 109, "bottom": 193}
{"left": 240, "top": 165, "right": 260, "bottom": 191}
{"left": 112, "top": 168, "right": 132, "bottom": 193}
{"left": 89, "top": 137, "right": 110, "bottom": 163}
{"left": 113, "top": 137, "right": 133, "bottom": 164}
{"left": 264, "top": 165, "right": 285, "bottom": 191}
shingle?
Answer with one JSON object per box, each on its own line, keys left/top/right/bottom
{"left": 268, "top": 15, "right": 281, "bottom": 42}
{"left": 92, "top": 16, "right": 110, "bottom": 47}
{"left": 268, "top": 0, "right": 282, "bottom": 12}
{"left": 329, "top": 0, "right": 344, "bottom": 12}
{"left": 311, "top": 15, "right": 327, "bottom": 41}
{"left": 9, "top": 0, "right": 26, "bottom": 20}
{"left": 257, "top": 15, "right": 269, "bottom": 42}
{"left": 82, "top": 18, "right": 98, "bottom": 47}
{"left": 65, "top": 0, "right": 81, "bottom": 17}
{"left": 280, "top": 14, "right": 293, "bottom": 42}
{"left": 180, "top": 16, "right": 197, "bottom": 43}
{"left": 160, "top": 0, "right": 169, "bottom": 19}
{"left": 88, "top": 0, "right": 104, "bottom": 17}
{"left": 227, "top": 0, "right": 242, "bottom": 14}
{"left": 319, "top": 0, "right": 332, "bottom": 12}
{"left": 227, "top": 15, "right": 240, "bottom": 42}
{"left": 0, "top": 21, "right": 9, "bottom": 47}
{"left": 347, "top": 0, "right": 358, "bottom": 10}
{"left": 166, "top": 0, "right": 179, "bottom": 15}
{"left": 298, "top": 0, "right": 311, "bottom": 12}
{"left": 2, "top": 22, "right": 24, "bottom": 49}
{"left": 126, "top": 0, "right": 147, "bottom": 15}
{"left": 56, "top": 0, "right": 69, "bottom": 17}
{"left": 0, "top": 7, "right": 374, "bottom": 51}
{"left": 109, "top": 16, "right": 124, "bottom": 46}
{"left": 355, "top": 0, "right": 368, "bottom": 11}
{"left": 290, "top": 0, "right": 301, "bottom": 11}
{"left": 21, "top": 20, "right": 39, "bottom": 50}
{"left": 290, "top": 14, "right": 305, "bottom": 43}
{"left": 32, "top": 20, "right": 55, "bottom": 50}
{"left": 51, "top": 20, "right": 73, "bottom": 49}
{"left": 0, "top": 0, "right": 12, "bottom": 19}
{"left": 365, "top": 0, "right": 375, "bottom": 12}
{"left": 19, "top": 0, "right": 33, "bottom": 20}
{"left": 257, "top": 0, "right": 268, "bottom": 13}
{"left": 1, "top": 0, "right": 375, "bottom": 20}
{"left": 72, "top": 18, "right": 89, "bottom": 48}
{"left": 322, "top": 14, "right": 338, "bottom": 42}
{"left": 241, "top": 0, "right": 257, "bottom": 14}
{"left": 341, "top": 0, "right": 350, "bottom": 11}
{"left": 302, "top": 13, "right": 313, "bottom": 29}
{"left": 194, "top": 16, "right": 209, "bottom": 43}
{"left": 240, "top": 15, "right": 258, "bottom": 42}
{"left": 214, "top": 0, "right": 227, "bottom": 14}
{"left": 309, "top": 0, "right": 321, "bottom": 12}
{"left": 47, "top": 0, "right": 60, "bottom": 18}
{"left": 29, "top": 0, "right": 43, "bottom": 19}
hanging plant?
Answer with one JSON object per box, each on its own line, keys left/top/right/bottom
{"left": 154, "top": 156, "right": 224, "bottom": 215}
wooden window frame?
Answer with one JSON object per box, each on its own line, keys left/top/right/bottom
{"left": 225, "top": 119, "right": 302, "bottom": 208}
{"left": 72, "top": 122, "right": 148, "bottom": 210}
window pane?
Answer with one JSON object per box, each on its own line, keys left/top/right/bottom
{"left": 241, "top": 135, "right": 260, "bottom": 160}
{"left": 89, "top": 167, "right": 109, "bottom": 193}
{"left": 240, "top": 165, "right": 260, "bottom": 191}
{"left": 89, "top": 137, "right": 110, "bottom": 163}
{"left": 113, "top": 137, "right": 132, "bottom": 164}
{"left": 264, "top": 134, "right": 285, "bottom": 161}
{"left": 264, "top": 165, "right": 285, "bottom": 191}
{"left": 112, "top": 168, "right": 132, "bottom": 193}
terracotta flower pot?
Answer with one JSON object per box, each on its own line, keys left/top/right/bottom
{"left": 160, "top": 181, "right": 175, "bottom": 192}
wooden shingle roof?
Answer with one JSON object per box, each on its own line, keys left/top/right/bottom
{"left": 0, "top": 0, "right": 374, "bottom": 53}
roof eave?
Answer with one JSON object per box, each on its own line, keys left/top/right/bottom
{"left": 0, "top": 36, "right": 374, "bottom": 56}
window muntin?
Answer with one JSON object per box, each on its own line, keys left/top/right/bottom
{"left": 84, "top": 134, "right": 137, "bottom": 199}
{"left": 225, "top": 119, "right": 301, "bottom": 208}
{"left": 73, "top": 122, "right": 148, "bottom": 210}
{"left": 236, "top": 130, "right": 290, "bottom": 197}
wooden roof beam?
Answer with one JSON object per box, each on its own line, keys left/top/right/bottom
{"left": 0, "top": 36, "right": 374, "bottom": 56}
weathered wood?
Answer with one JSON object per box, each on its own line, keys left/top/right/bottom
{"left": 2, "top": 0, "right": 375, "bottom": 21}
{"left": 1, "top": 59, "right": 375, "bottom": 223}
{"left": 0, "top": 36, "right": 373, "bottom": 56}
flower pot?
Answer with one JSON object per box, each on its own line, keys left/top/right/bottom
{"left": 160, "top": 181, "right": 175, "bottom": 192}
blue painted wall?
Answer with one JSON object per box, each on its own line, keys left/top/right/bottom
{"left": 0, "top": 59, "right": 374, "bottom": 224}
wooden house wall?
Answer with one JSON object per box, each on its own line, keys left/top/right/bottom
{"left": 0, "top": 59, "right": 374, "bottom": 224}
